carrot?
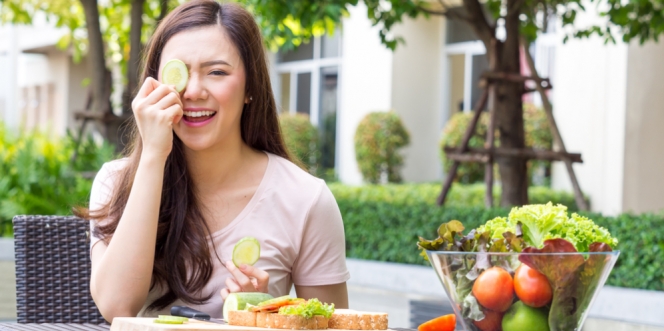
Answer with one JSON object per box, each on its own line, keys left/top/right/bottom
{"left": 418, "top": 314, "right": 456, "bottom": 331}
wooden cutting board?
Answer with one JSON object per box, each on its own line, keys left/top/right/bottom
{"left": 110, "top": 318, "right": 397, "bottom": 331}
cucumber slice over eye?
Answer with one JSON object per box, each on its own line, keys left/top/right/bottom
{"left": 161, "top": 59, "right": 189, "bottom": 92}
{"left": 232, "top": 236, "right": 260, "bottom": 268}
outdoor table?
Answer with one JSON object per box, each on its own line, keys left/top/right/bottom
{"left": 0, "top": 324, "right": 417, "bottom": 331}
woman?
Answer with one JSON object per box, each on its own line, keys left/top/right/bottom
{"left": 79, "top": 0, "right": 349, "bottom": 321}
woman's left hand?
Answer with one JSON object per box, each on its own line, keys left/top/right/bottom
{"left": 220, "top": 260, "right": 270, "bottom": 300}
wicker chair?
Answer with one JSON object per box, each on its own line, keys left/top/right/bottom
{"left": 12, "top": 215, "right": 106, "bottom": 324}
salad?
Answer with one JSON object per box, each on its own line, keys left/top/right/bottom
{"left": 418, "top": 203, "right": 619, "bottom": 331}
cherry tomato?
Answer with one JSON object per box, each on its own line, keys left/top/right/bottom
{"left": 472, "top": 267, "right": 514, "bottom": 312}
{"left": 473, "top": 309, "right": 503, "bottom": 331}
{"left": 418, "top": 314, "right": 456, "bottom": 331}
{"left": 514, "top": 264, "right": 552, "bottom": 308}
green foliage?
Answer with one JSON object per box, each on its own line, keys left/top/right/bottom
{"left": 0, "top": 124, "right": 116, "bottom": 236}
{"left": 331, "top": 184, "right": 664, "bottom": 291}
{"left": 328, "top": 182, "right": 582, "bottom": 211}
{"left": 440, "top": 105, "right": 553, "bottom": 184}
{"left": 236, "top": 0, "right": 354, "bottom": 51}
{"left": 0, "top": 0, "right": 182, "bottom": 72}
{"left": 354, "top": 112, "right": 410, "bottom": 184}
{"left": 279, "top": 113, "right": 319, "bottom": 173}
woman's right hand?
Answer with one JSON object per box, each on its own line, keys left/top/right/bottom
{"left": 132, "top": 77, "right": 183, "bottom": 160}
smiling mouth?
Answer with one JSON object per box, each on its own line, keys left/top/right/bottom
{"left": 183, "top": 110, "right": 217, "bottom": 123}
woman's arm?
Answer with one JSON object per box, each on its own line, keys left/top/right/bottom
{"left": 295, "top": 283, "right": 349, "bottom": 308}
{"left": 90, "top": 78, "right": 183, "bottom": 321}
{"left": 90, "top": 153, "right": 168, "bottom": 320}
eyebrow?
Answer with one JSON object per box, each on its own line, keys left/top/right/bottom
{"left": 199, "top": 60, "right": 233, "bottom": 68}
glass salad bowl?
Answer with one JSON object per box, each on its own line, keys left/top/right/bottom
{"left": 427, "top": 248, "right": 620, "bottom": 331}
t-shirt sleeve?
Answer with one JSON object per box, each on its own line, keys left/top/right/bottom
{"left": 291, "top": 181, "right": 350, "bottom": 286}
{"left": 89, "top": 162, "right": 118, "bottom": 254}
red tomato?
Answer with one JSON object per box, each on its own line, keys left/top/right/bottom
{"left": 473, "top": 309, "right": 503, "bottom": 331}
{"left": 472, "top": 267, "right": 514, "bottom": 312}
{"left": 418, "top": 314, "right": 456, "bottom": 331}
{"left": 514, "top": 264, "right": 552, "bottom": 307}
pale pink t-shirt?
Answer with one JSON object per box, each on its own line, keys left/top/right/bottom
{"left": 89, "top": 152, "right": 350, "bottom": 318}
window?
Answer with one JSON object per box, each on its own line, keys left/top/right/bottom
{"left": 275, "top": 32, "right": 342, "bottom": 174}
{"left": 443, "top": 12, "right": 555, "bottom": 114}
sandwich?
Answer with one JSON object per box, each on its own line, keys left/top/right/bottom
{"left": 226, "top": 295, "right": 389, "bottom": 330}
{"left": 227, "top": 296, "right": 332, "bottom": 330}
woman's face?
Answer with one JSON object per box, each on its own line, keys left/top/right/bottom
{"left": 158, "top": 25, "right": 247, "bottom": 152}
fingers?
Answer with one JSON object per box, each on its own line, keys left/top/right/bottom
{"left": 237, "top": 263, "right": 270, "bottom": 291}
{"left": 135, "top": 77, "right": 160, "bottom": 99}
{"left": 143, "top": 84, "right": 180, "bottom": 108}
{"left": 163, "top": 103, "right": 183, "bottom": 125}
{"left": 225, "top": 260, "right": 269, "bottom": 293}
{"left": 225, "top": 277, "right": 241, "bottom": 293}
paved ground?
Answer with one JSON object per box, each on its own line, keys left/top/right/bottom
{"left": 0, "top": 261, "right": 16, "bottom": 322}
{"left": 1, "top": 260, "right": 663, "bottom": 330}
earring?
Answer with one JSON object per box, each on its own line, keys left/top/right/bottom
{"left": 250, "top": 96, "right": 253, "bottom": 101}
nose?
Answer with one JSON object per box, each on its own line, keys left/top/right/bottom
{"left": 182, "top": 73, "right": 207, "bottom": 101}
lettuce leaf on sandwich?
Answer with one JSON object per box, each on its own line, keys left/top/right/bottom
{"left": 278, "top": 298, "right": 335, "bottom": 318}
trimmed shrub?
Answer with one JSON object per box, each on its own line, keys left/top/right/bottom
{"left": 0, "top": 125, "right": 115, "bottom": 236}
{"left": 279, "top": 113, "right": 319, "bottom": 173}
{"left": 328, "top": 182, "right": 581, "bottom": 211}
{"left": 354, "top": 112, "right": 410, "bottom": 183}
{"left": 440, "top": 104, "right": 553, "bottom": 184}
{"left": 331, "top": 183, "right": 664, "bottom": 291}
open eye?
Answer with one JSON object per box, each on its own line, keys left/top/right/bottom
{"left": 210, "top": 70, "right": 228, "bottom": 76}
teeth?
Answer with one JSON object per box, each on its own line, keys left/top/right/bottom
{"left": 184, "top": 111, "right": 216, "bottom": 117}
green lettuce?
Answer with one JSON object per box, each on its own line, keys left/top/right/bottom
{"left": 477, "top": 203, "right": 617, "bottom": 251}
{"left": 278, "top": 299, "right": 335, "bottom": 319}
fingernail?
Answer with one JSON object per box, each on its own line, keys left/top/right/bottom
{"left": 239, "top": 264, "right": 247, "bottom": 271}
{"left": 227, "top": 261, "right": 234, "bottom": 269}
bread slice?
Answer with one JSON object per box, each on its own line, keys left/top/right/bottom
{"left": 227, "top": 310, "right": 257, "bottom": 327}
{"left": 256, "top": 312, "right": 329, "bottom": 330}
{"left": 328, "top": 309, "right": 389, "bottom": 330}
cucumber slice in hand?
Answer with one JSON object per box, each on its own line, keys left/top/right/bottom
{"left": 232, "top": 236, "right": 260, "bottom": 268}
{"left": 161, "top": 59, "right": 189, "bottom": 92}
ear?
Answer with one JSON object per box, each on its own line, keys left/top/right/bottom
{"left": 245, "top": 96, "right": 253, "bottom": 104}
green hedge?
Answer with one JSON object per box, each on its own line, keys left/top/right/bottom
{"left": 329, "top": 182, "right": 582, "bottom": 211}
{"left": 331, "top": 184, "right": 664, "bottom": 292}
{"left": 0, "top": 125, "right": 115, "bottom": 236}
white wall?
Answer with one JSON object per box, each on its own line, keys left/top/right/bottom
{"left": 390, "top": 15, "right": 445, "bottom": 182}
{"left": 551, "top": 36, "right": 628, "bottom": 215}
{"left": 338, "top": 3, "right": 393, "bottom": 184}
{"left": 622, "top": 41, "right": 664, "bottom": 214}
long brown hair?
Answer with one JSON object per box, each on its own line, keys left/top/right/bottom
{"left": 77, "top": 0, "right": 291, "bottom": 311}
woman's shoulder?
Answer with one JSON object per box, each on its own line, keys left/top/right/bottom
{"left": 266, "top": 152, "right": 326, "bottom": 188}
{"left": 94, "top": 157, "right": 130, "bottom": 184}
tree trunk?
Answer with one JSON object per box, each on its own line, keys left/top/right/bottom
{"left": 79, "top": 0, "right": 116, "bottom": 145}
{"left": 124, "top": 0, "right": 145, "bottom": 113}
{"left": 462, "top": 0, "right": 529, "bottom": 207}
{"left": 493, "top": 0, "right": 528, "bottom": 207}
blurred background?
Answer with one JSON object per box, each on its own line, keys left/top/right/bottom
{"left": 0, "top": 0, "right": 663, "bottom": 329}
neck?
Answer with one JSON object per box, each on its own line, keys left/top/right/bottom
{"left": 184, "top": 133, "right": 251, "bottom": 193}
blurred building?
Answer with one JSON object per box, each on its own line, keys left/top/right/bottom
{"left": 271, "top": 3, "right": 664, "bottom": 215}
{"left": 2, "top": 3, "right": 664, "bottom": 215}
{"left": 0, "top": 19, "right": 89, "bottom": 138}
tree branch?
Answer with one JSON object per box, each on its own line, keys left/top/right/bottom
{"left": 415, "top": 3, "right": 471, "bottom": 22}
{"left": 462, "top": 0, "right": 495, "bottom": 48}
